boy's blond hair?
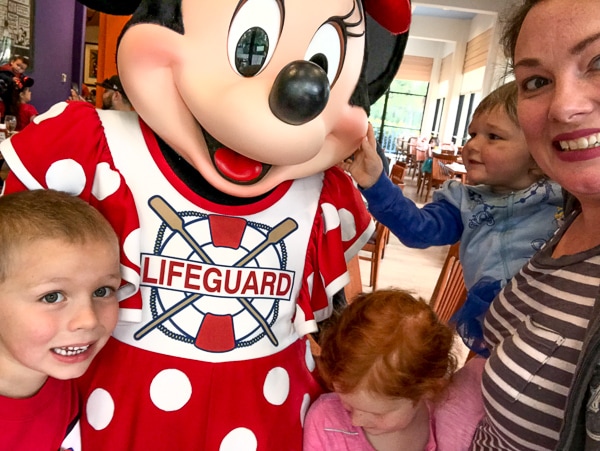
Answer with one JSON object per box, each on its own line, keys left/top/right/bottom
{"left": 472, "top": 80, "right": 544, "bottom": 180}
{"left": 0, "top": 189, "right": 119, "bottom": 282}
{"left": 473, "top": 81, "right": 519, "bottom": 126}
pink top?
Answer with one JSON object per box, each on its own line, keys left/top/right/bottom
{"left": 303, "top": 393, "right": 436, "bottom": 450}
{"left": 303, "top": 357, "right": 486, "bottom": 451}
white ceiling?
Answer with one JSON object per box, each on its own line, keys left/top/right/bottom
{"left": 412, "top": 0, "right": 509, "bottom": 20}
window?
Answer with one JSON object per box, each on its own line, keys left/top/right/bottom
{"left": 369, "top": 79, "right": 429, "bottom": 154}
{"left": 432, "top": 97, "right": 444, "bottom": 137}
{"left": 452, "top": 92, "right": 479, "bottom": 145}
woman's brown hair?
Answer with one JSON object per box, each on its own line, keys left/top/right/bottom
{"left": 501, "top": 0, "right": 543, "bottom": 63}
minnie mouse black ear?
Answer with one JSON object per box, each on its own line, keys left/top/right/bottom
{"left": 363, "top": 0, "right": 411, "bottom": 34}
{"left": 77, "top": 0, "right": 141, "bottom": 15}
{"left": 365, "top": 16, "right": 409, "bottom": 106}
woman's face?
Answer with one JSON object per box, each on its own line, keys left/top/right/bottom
{"left": 514, "top": 0, "right": 600, "bottom": 202}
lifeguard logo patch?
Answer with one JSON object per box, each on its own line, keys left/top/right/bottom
{"left": 136, "top": 195, "right": 298, "bottom": 352}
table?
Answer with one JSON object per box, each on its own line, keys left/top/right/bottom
{"left": 445, "top": 162, "right": 467, "bottom": 183}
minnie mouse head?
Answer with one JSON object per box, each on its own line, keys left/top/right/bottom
{"left": 79, "top": 0, "right": 410, "bottom": 199}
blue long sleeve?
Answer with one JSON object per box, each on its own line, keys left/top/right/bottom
{"left": 360, "top": 171, "right": 463, "bottom": 248}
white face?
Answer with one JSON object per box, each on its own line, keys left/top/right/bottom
{"left": 337, "top": 389, "right": 423, "bottom": 436}
{"left": 0, "top": 238, "right": 121, "bottom": 396}
{"left": 513, "top": 0, "right": 600, "bottom": 203}
{"left": 462, "top": 107, "right": 536, "bottom": 193}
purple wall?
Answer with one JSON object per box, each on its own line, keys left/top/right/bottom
{"left": 28, "top": 0, "right": 85, "bottom": 113}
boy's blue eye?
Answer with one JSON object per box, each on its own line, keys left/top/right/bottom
{"left": 93, "top": 287, "right": 113, "bottom": 298}
{"left": 42, "top": 292, "right": 65, "bottom": 304}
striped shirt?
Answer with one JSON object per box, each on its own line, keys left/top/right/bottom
{"left": 471, "top": 213, "right": 600, "bottom": 450}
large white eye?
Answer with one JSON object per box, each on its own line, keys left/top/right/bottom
{"left": 304, "top": 22, "right": 344, "bottom": 86}
{"left": 228, "top": 0, "right": 282, "bottom": 77}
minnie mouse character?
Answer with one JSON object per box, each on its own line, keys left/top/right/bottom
{"left": 1, "top": 1, "right": 410, "bottom": 449}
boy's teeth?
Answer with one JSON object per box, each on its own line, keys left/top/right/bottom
{"left": 559, "top": 133, "right": 600, "bottom": 151}
{"left": 52, "top": 345, "right": 90, "bottom": 356}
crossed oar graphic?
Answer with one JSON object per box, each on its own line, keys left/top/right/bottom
{"left": 134, "top": 195, "right": 298, "bottom": 347}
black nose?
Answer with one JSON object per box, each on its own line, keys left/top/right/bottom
{"left": 269, "top": 61, "right": 330, "bottom": 125}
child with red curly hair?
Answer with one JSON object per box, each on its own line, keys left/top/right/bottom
{"left": 303, "top": 289, "right": 485, "bottom": 450}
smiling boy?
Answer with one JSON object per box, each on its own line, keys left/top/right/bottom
{"left": 0, "top": 189, "right": 121, "bottom": 451}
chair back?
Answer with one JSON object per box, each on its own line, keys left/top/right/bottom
{"left": 344, "top": 254, "right": 363, "bottom": 302}
{"left": 430, "top": 243, "right": 468, "bottom": 323}
{"left": 390, "top": 163, "right": 406, "bottom": 188}
{"left": 431, "top": 156, "right": 450, "bottom": 184}
{"left": 359, "top": 221, "right": 389, "bottom": 290}
{"left": 407, "top": 136, "right": 418, "bottom": 156}
{"left": 431, "top": 153, "right": 458, "bottom": 184}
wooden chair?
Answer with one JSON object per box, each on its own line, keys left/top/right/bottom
{"left": 359, "top": 221, "right": 389, "bottom": 290}
{"left": 429, "top": 243, "right": 468, "bottom": 323}
{"left": 406, "top": 137, "right": 419, "bottom": 177}
{"left": 390, "top": 162, "right": 406, "bottom": 189}
{"left": 420, "top": 153, "right": 458, "bottom": 201}
{"left": 343, "top": 254, "right": 363, "bottom": 302}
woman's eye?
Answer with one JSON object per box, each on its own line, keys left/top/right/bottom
{"left": 489, "top": 134, "right": 501, "bottom": 140}
{"left": 523, "top": 77, "right": 549, "bottom": 92}
{"left": 93, "top": 287, "right": 114, "bottom": 298}
{"left": 590, "top": 55, "right": 600, "bottom": 70}
{"left": 42, "top": 292, "right": 65, "bottom": 304}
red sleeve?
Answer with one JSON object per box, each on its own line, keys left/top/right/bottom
{"left": 1, "top": 101, "right": 142, "bottom": 321}
{"left": 17, "top": 103, "right": 38, "bottom": 130}
{"left": 295, "top": 167, "right": 374, "bottom": 335}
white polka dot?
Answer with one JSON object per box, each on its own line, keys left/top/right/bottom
{"left": 92, "top": 162, "right": 122, "bottom": 201}
{"left": 263, "top": 367, "right": 290, "bottom": 406}
{"left": 305, "top": 339, "right": 316, "bottom": 372}
{"left": 219, "top": 428, "right": 257, "bottom": 451}
{"left": 123, "top": 228, "right": 141, "bottom": 267}
{"left": 33, "top": 102, "right": 68, "bottom": 125}
{"left": 45, "top": 159, "right": 86, "bottom": 195}
{"left": 320, "top": 203, "right": 340, "bottom": 233}
{"left": 338, "top": 208, "right": 357, "bottom": 242}
{"left": 86, "top": 388, "right": 115, "bottom": 431}
{"left": 149, "top": 369, "right": 192, "bottom": 411}
{"left": 300, "top": 393, "right": 311, "bottom": 427}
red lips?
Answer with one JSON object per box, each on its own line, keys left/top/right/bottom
{"left": 214, "top": 147, "right": 264, "bottom": 182}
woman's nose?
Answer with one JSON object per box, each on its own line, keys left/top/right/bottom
{"left": 548, "top": 77, "right": 593, "bottom": 123}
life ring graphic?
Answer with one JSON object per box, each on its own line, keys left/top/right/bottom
{"left": 135, "top": 195, "right": 298, "bottom": 353}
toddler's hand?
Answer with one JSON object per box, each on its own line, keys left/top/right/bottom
{"left": 340, "top": 123, "right": 384, "bottom": 189}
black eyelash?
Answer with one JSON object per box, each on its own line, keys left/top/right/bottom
{"left": 338, "top": 0, "right": 365, "bottom": 38}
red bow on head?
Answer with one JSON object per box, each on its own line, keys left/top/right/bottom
{"left": 363, "top": 0, "right": 411, "bottom": 34}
